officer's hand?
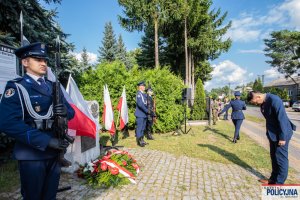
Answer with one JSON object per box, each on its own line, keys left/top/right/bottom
{"left": 53, "top": 104, "right": 67, "bottom": 117}
{"left": 278, "top": 140, "right": 286, "bottom": 146}
{"left": 48, "top": 138, "right": 69, "bottom": 150}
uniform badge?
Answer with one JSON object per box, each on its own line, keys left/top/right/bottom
{"left": 4, "top": 88, "right": 15, "bottom": 98}
{"left": 35, "top": 105, "right": 41, "bottom": 112}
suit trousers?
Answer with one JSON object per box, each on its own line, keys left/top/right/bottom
{"left": 232, "top": 119, "right": 243, "bottom": 139}
{"left": 268, "top": 135, "right": 290, "bottom": 184}
{"left": 18, "top": 157, "right": 61, "bottom": 200}
{"left": 136, "top": 117, "right": 147, "bottom": 138}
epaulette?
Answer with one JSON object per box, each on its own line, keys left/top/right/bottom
{"left": 10, "top": 77, "right": 23, "bottom": 82}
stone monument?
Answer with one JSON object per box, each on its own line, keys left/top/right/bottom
{"left": 63, "top": 100, "right": 101, "bottom": 173}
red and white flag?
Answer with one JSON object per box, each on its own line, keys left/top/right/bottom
{"left": 102, "top": 85, "right": 115, "bottom": 135}
{"left": 47, "top": 68, "right": 97, "bottom": 138}
{"left": 66, "top": 76, "right": 97, "bottom": 138}
{"left": 117, "top": 86, "right": 129, "bottom": 130}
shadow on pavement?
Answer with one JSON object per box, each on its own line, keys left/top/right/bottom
{"left": 197, "top": 144, "right": 266, "bottom": 179}
{"left": 203, "top": 126, "right": 232, "bottom": 142}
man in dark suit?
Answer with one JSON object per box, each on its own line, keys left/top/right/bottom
{"left": 219, "top": 91, "right": 246, "bottom": 143}
{"left": 0, "top": 42, "right": 75, "bottom": 200}
{"left": 134, "top": 81, "right": 148, "bottom": 147}
{"left": 247, "top": 91, "right": 295, "bottom": 184}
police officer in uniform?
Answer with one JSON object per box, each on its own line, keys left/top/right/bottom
{"left": 145, "top": 87, "right": 156, "bottom": 140}
{"left": 219, "top": 91, "right": 246, "bottom": 143}
{"left": 0, "top": 42, "right": 75, "bottom": 200}
{"left": 135, "top": 81, "right": 148, "bottom": 147}
{"left": 247, "top": 91, "right": 295, "bottom": 184}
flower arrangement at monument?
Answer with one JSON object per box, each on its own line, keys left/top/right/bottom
{"left": 77, "top": 149, "right": 140, "bottom": 188}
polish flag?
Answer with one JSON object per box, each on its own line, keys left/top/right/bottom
{"left": 102, "top": 85, "right": 115, "bottom": 135}
{"left": 47, "top": 68, "right": 96, "bottom": 138}
{"left": 66, "top": 76, "right": 97, "bottom": 138}
{"left": 116, "top": 86, "right": 129, "bottom": 130}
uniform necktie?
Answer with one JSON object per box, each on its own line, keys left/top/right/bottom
{"left": 37, "top": 78, "right": 49, "bottom": 92}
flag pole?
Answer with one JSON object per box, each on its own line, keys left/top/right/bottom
{"left": 20, "top": 11, "right": 24, "bottom": 76}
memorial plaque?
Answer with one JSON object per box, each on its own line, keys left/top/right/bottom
{"left": 0, "top": 44, "right": 18, "bottom": 95}
{"left": 81, "top": 136, "right": 96, "bottom": 153}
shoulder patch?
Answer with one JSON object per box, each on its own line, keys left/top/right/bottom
{"left": 137, "top": 94, "right": 140, "bottom": 98}
{"left": 4, "top": 88, "right": 15, "bottom": 98}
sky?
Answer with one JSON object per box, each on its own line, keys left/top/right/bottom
{"left": 42, "top": 0, "right": 300, "bottom": 91}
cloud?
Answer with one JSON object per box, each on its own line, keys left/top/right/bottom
{"left": 238, "top": 49, "right": 264, "bottom": 54}
{"left": 205, "top": 60, "right": 248, "bottom": 91}
{"left": 264, "top": 68, "right": 282, "bottom": 79}
{"left": 71, "top": 51, "right": 98, "bottom": 64}
{"left": 279, "top": 0, "right": 300, "bottom": 30}
{"left": 226, "top": 0, "right": 300, "bottom": 43}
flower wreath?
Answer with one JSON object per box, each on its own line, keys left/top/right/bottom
{"left": 77, "top": 149, "right": 140, "bottom": 188}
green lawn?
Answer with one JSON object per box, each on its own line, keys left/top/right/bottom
{"left": 245, "top": 114, "right": 266, "bottom": 125}
{"left": 0, "top": 160, "right": 19, "bottom": 193}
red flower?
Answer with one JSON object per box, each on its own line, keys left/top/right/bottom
{"left": 132, "top": 159, "right": 137, "bottom": 163}
{"left": 132, "top": 163, "right": 139, "bottom": 169}
{"left": 122, "top": 161, "right": 127, "bottom": 166}
{"left": 110, "top": 167, "right": 119, "bottom": 175}
{"left": 102, "top": 156, "right": 109, "bottom": 160}
{"left": 101, "top": 162, "right": 108, "bottom": 171}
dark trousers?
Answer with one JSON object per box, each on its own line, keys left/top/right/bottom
{"left": 232, "top": 119, "right": 243, "bottom": 139}
{"left": 136, "top": 117, "right": 147, "bottom": 138}
{"left": 223, "top": 110, "right": 229, "bottom": 120}
{"left": 268, "top": 136, "right": 290, "bottom": 184}
{"left": 145, "top": 119, "right": 153, "bottom": 135}
{"left": 18, "top": 157, "right": 61, "bottom": 200}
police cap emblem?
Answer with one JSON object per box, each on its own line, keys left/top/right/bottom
{"left": 4, "top": 88, "right": 15, "bottom": 98}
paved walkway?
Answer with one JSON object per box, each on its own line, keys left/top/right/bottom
{"left": 1, "top": 148, "right": 266, "bottom": 200}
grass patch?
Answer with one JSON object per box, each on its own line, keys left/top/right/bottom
{"left": 117, "top": 121, "right": 299, "bottom": 183}
{"left": 0, "top": 160, "right": 20, "bottom": 193}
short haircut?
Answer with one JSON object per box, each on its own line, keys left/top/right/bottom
{"left": 247, "top": 91, "right": 262, "bottom": 102}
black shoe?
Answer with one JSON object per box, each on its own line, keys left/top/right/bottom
{"left": 137, "top": 137, "right": 145, "bottom": 147}
{"left": 146, "top": 133, "right": 154, "bottom": 140}
{"left": 232, "top": 139, "right": 237, "bottom": 143}
{"left": 60, "top": 158, "right": 72, "bottom": 167}
{"left": 237, "top": 136, "right": 240, "bottom": 140}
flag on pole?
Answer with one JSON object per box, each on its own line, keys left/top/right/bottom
{"left": 47, "top": 67, "right": 97, "bottom": 138}
{"left": 117, "top": 86, "right": 129, "bottom": 130}
{"left": 103, "top": 85, "right": 116, "bottom": 135}
{"left": 66, "top": 76, "right": 97, "bottom": 138}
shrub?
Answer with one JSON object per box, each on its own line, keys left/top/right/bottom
{"left": 78, "top": 61, "right": 185, "bottom": 133}
{"left": 191, "top": 79, "right": 206, "bottom": 120}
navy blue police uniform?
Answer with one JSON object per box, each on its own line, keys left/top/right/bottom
{"left": 134, "top": 81, "right": 148, "bottom": 146}
{"left": 261, "top": 93, "right": 295, "bottom": 184}
{"left": 220, "top": 91, "right": 246, "bottom": 142}
{"left": 0, "top": 42, "right": 75, "bottom": 200}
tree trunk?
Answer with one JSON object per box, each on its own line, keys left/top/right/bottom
{"left": 154, "top": 18, "right": 159, "bottom": 68}
{"left": 191, "top": 53, "right": 195, "bottom": 105}
{"left": 184, "top": 18, "right": 188, "bottom": 86}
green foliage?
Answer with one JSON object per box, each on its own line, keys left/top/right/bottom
{"left": 264, "top": 30, "right": 300, "bottom": 76}
{"left": 137, "top": 26, "right": 168, "bottom": 69}
{"left": 191, "top": 79, "right": 206, "bottom": 120}
{"left": 0, "top": 0, "right": 76, "bottom": 81}
{"left": 252, "top": 78, "right": 264, "bottom": 92}
{"left": 81, "top": 47, "right": 89, "bottom": 69}
{"left": 78, "top": 61, "right": 184, "bottom": 132}
{"left": 265, "top": 87, "right": 289, "bottom": 100}
{"left": 98, "top": 22, "right": 117, "bottom": 62}
{"left": 115, "top": 35, "right": 128, "bottom": 67}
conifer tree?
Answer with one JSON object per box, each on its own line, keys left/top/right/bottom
{"left": 98, "top": 22, "right": 117, "bottom": 62}
{"left": 192, "top": 79, "right": 206, "bottom": 120}
{"left": 116, "top": 35, "right": 127, "bottom": 64}
{"left": 81, "top": 47, "right": 89, "bottom": 70}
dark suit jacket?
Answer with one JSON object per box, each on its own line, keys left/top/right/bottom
{"left": 261, "top": 93, "right": 295, "bottom": 141}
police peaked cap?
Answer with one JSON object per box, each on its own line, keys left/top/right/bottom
{"left": 15, "top": 42, "right": 49, "bottom": 59}
{"left": 234, "top": 91, "right": 241, "bottom": 96}
{"left": 137, "top": 81, "right": 146, "bottom": 86}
